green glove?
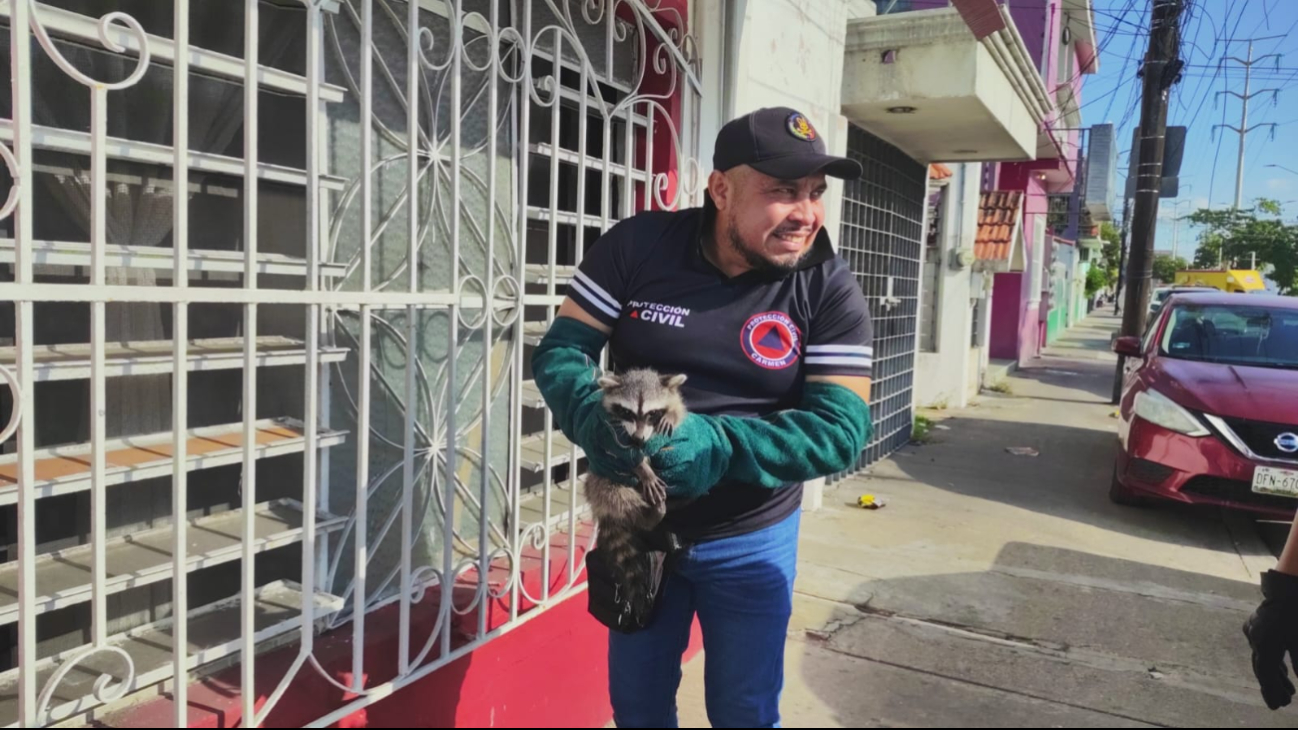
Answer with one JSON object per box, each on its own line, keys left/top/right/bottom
{"left": 578, "top": 409, "right": 650, "bottom": 484}
{"left": 530, "top": 317, "right": 642, "bottom": 481}
{"left": 648, "top": 381, "right": 872, "bottom": 499}
{"left": 642, "top": 413, "right": 733, "bottom": 499}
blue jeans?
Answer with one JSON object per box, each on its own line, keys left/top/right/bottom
{"left": 608, "top": 509, "right": 800, "bottom": 728}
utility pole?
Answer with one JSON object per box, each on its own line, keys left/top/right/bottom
{"left": 1113, "top": 0, "right": 1183, "bottom": 405}
{"left": 1113, "top": 196, "right": 1131, "bottom": 316}
{"left": 1172, "top": 211, "right": 1180, "bottom": 261}
{"left": 1171, "top": 195, "right": 1192, "bottom": 262}
{"left": 1214, "top": 38, "right": 1283, "bottom": 208}
{"left": 1172, "top": 215, "right": 1179, "bottom": 260}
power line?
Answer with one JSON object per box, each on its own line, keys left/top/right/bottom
{"left": 1104, "top": 0, "right": 1148, "bottom": 123}
{"left": 1173, "top": 0, "right": 1226, "bottom": 129}
{"left": 1208, "top": 85, "right": 1227, "bottom": 208}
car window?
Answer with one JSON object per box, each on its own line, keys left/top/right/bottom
{"left": 1161, "top": 303, "right": 1298, "bottom": 369}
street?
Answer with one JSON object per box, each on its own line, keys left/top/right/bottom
{"left": 675, "top": 311, "right": 1290, "bottom": 728}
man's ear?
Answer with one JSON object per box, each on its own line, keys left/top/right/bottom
{"left": 708, "top": 169, "right": 732, "bottom": 212}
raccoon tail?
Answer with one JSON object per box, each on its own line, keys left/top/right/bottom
{"left": 598, "top": 522, "right": 648, "bottom": 613}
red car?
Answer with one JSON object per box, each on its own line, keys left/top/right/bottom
{"left": 1111, "top": 292, "right": 1298, "bottom": 517}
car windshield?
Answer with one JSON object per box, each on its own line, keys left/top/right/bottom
{"left": 1152, "top": 290, "right": 1170, "bottom": 304}
{"left": 1161, "top": 303, "right": 1298, "bottom": 369}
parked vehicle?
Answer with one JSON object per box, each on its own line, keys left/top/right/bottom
{"left": 1173, "top": 269, "right": 1268, "bottom": 294}
{"left": 1111, "top": 292, "right": 1298, "bottom": 517}
{"left": 1148, "top": 285, "right": 1217, "bottom": 319}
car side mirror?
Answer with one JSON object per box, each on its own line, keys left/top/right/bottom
{"left": 1113, "top": 336, "right": 1143, "bottom": 357}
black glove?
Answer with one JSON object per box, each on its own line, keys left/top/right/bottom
{"left": 1244, "top": 570, "right": 1298, "bottom": 710}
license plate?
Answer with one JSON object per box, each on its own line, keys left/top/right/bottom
{"left": 1253, "top": 466, "right": 1298, "bottom": 498}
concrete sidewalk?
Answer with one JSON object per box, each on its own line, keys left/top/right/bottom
{"left": 674, "top": 311, "right": 1288, "bottom": 728}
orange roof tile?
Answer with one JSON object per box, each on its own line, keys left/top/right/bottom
{"left": 929, "top": 163, "right": 954, "bottom": 181}
{"left": 974, "top": 191, "right": 1023, "bottom": 262}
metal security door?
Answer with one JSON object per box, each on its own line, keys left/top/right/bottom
{"left": 836, "top": 123, "right": 926, "bottom": 471}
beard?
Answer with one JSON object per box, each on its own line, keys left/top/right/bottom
{"left": 727, "top": 223, "right": 810, "bottom": 276}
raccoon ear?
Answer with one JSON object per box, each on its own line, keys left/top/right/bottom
{"left": 661, "top": 373, "right": 687, "bottom": 389}
{"left": 597, "top": 373, "right": 621, "bottom": 389}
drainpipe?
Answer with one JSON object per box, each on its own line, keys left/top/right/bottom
{"left": 982, "top": 8, "right": 1054, "bottom": 126}
{"left": 953, "top": 163, "right": 976, "bottom": 406}
{"left": 986, "top": 22, "right": 1073, "bottom": 174}
{"left": 1041, "top": 0, "right": 1056, "bottom": 80}
{"left": 954, "top": 1, "right": 1068, "bottom": 170}
{"left": 947, "top": 0, "right": 1051, "bottom": 121}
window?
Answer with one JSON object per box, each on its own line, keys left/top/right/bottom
{"left": 1028, "top": 218, "right": 1046, "bottom": 307}
{"left": 1, "top": 3, "right": 324, "bottom": 715}
{"left": 1047, "top": 194, "right": 1070, "bottom": 235}
{"left": 1161, "top": 304, "right": 1298, "bottom": 369}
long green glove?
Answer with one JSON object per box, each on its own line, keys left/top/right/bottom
{"left": 530, "top": 317, "right": 643, "bottom": 481}
{"left": 648, "top": 381, "right": 872, "bottom": 499}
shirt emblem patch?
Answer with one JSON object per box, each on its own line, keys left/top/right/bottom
{"left": 741, "top": 311, "right": 802, "bottom": 370}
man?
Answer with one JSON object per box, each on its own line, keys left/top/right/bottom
{"left": 532, "top": 107, "right": 874, "bottom": 728}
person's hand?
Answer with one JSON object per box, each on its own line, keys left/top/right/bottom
{"left": 644, "top": 413, "right": 732, "bottom": 500}
{"left": 1244, "top": 570, "right": 1298, "bottom": 710}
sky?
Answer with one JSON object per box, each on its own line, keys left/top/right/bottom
{"left": 1083, "top": 0, "right": 1298, "bottom": 261}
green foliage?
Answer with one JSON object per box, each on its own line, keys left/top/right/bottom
{"left": 1099, "top": 222, "right": 1122, "bottom": 288}
{"left": 1188, "top": 199, "right": 1297, "bottom": 293}
{"left": 1152, "top": 254, "right": 1189, "bottom": 284}
{"left": 1085, "top": 265, "right": 1107, "bottom": 297}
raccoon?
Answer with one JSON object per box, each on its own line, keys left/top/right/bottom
{"left": 584, "top": 368, "right": 689, "bottom": 624}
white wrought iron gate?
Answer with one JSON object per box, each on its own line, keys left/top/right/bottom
{"left": 0, "top": 0, "right": 701, "bottom": 726}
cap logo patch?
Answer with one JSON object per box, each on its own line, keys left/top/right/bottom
{"left": 786, "top": 112, "right": 816, "bottom": 142}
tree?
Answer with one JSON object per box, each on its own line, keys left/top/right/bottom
{"left": 1099, "top": 221, "right": 1122, "bottom": 288}
{"left": 1152, "top": 253, "right": 1188, "bottom": 283}
{"left": 1085, "top": 265, "right": 1107, "bottom": 297}
{"left": 1188, "top": 199, "right": 1298, "bottom": 294}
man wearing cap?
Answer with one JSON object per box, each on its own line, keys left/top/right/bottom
{"left": 532, "top": 107, "right": 874, "bottom": 727}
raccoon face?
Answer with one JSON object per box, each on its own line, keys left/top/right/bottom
{"left": 597, "top": 370, "right": 688, "bottom": 446}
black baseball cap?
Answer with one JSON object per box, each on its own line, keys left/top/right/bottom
{"left": 713, "top": 107, "right": 862, "bottom": 181}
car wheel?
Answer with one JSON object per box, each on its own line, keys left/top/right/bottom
{"left": 1109, "top": 462, "right": 1149, "bottom": 507}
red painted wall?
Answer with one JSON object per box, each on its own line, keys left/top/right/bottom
{"left": 112, "top": 533, "right": 703, "bottom": 728}
{"left": 990, "top": 272, "right": 1023, "bottom": 361}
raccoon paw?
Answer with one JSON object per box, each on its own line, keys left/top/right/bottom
{"left": 642, "top": 475, "right": 668, "bottom": 506}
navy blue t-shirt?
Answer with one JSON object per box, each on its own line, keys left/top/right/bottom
{"left": 567, "top": 206, "right": 873, "bottom": 542}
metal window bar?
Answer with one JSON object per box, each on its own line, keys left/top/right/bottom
{"left": 0, "top": 0, "right": 701, "bottom": 727}
{"left": 833, "top": 123, "right": 928, "bottom": 477}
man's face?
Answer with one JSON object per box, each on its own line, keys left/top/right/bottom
{"left": 713, "top": 167, "right": 827, "bottom": 275}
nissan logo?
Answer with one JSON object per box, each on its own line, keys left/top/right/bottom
{"left": 1276, "top": 433, "right": 1298, "bottom": 454}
